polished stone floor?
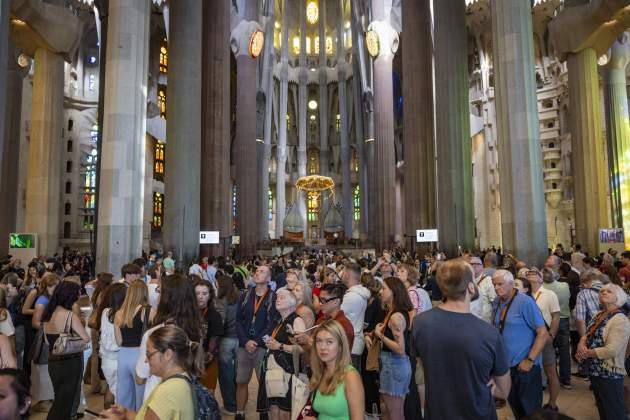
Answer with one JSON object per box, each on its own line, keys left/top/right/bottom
{"left": 29, "top": 372, "right": 611, "bottom": 419}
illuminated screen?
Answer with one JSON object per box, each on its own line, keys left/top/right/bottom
{"left": 9, "top": 234, "right": 34, "bottom": 249}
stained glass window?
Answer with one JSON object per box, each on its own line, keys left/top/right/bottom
{"left": 159, "top": 39, "right": 168, "bottom": 73}
{"left": 336, "top": 114, "right": 341, "bottom": 133}
{"left": 308, "top": 192, "right": 319, "bottom": 222}
{"left": 353, "top": 185, "right": 360, "bottom": 221}
{"left": 308, "top": 149, "right": 319, "bottom": 175}
{"left": 232, "top": 185, "right": 237, "bottom": 229}
{"left": 83, "top": 149, "right": 97, "bottom": 230}
{"left": 152, "top": 192, "right": 164, "bottom": 229}
{"left": 154, "top": 140, "right": 165, "bottom": 181}
{"left": 268, "top": 189, "right": 273, "bottom": 221}
{"left": 158, "top": 86, "right": 167, "bottom": 119}
{"left": 90, "top": 125, "right": 98, "bottom": 145}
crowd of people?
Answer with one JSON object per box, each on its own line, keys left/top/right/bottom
{"left": 0, "top": 243, "right": 627, "bottom": 420}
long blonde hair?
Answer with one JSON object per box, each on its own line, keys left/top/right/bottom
{"left": 117, "top": 280, "right": 148, "bottom": 328}
{"left": 309, "top": 320, "right": 351, "bottom": 395}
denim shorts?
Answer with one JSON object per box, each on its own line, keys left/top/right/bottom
{"left": 379, "top": 351, "right": 411, "bottom": 397}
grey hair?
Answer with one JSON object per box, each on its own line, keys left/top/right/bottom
{"left": 293, "top": 280, "right": 313, "bottom": 309}
{"left": 601, "top": 283, "right": 628, "bottom": 308}
{"left": 276, "top": 288, "right": 298, "bottom": 309}
{"left": 493, "top": 269, "right": 515, "bottom": 284}
{"left": 581, "top": 270, "right": 603, "bottom": 285}
{"left": 541, "top": 267, "right": 559, "bottom": 282}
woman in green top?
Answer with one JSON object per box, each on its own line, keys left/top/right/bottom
{"left": 303, "top": 320, "right": 364, "bottom": 420}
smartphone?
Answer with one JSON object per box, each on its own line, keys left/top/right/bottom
{"left": 84, "top": 409, "right": 100, "bottom": 417}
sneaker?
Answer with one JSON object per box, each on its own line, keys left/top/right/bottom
{"left": 560, "top": 382, "right": 573, "bottom": 390}
{"left": 220, "top": 407, "right": 236, "bottom": 416}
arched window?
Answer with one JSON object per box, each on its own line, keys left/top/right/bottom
{"left": 154, "top": 140, "right": 165, "bottom": 181}
{"left": 63, "top": 222, "right": 71, "bottom": 239}
{"left": 67, "top": 140, "right": 73, "bottom": 152}
{"left": 65, "top": 202, "right": 71, "bottom": 215}
{"left": 68, "top": 119, "right": 73, "bottom": 131}
{"left": 158, "top": 87, "right": 167, "bottom": 119}
{"left": 152, "top": 192, "right": 164, "bottom": 229}
{"left": 90, "top": 125, "right": 99, "bottom": 145}
{"left": 353, "top": 185, "right": 360, "bottom": 221}
{"left": 268, "top": 189, "right": 273, "bottom": 221}
{"left": 307, "top": 148, "right": 319, "bottom": 175}
{"left": 159, "top": 39, "right": 168, "bottom": 74}
{"left": 84, "top": 149, "right": 97, "bottom": 211}
{"left": 307, "top": 192, "right": 319, "bottom": 222}
{"left": 65, "top": 181, "right": 72, "bottom": 194}
{"left": 66, "top": 161, "right": 73, "bottom": 173}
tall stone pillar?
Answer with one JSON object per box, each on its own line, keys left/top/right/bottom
{"left": 231, "top": 5, "right": 261, "bottom": 256}
{"left": 96, "top": 0, "right": 150, "bottom": 273}
{"left": 604, "top": 35, "right": 630, "bottom": 248}
{"left": 275, "top": 0, "right": 289, "bottom": 238}
{"left": 433, "top": 0, "right": 474, "bottom": 256}
{"left": 201, "top": 0, "right": 231, "bottom": 256}
{"left": 402, "top": 0, "right": 436, "bottom": 248}
{"left": 0, "top": 0, "right": 8, "bottom": 176}
{"left": 25, "top": 48, "right": 64, "bottom": 256}
{"left": 164, "top": 0, "right": 202, "bottom": 263}
{"left": 567, "top": 48, "right": 608, "bottom": 254}
{"left": 369, "top": 0, "right": 399, "bottom": 251}
{"left": 338, "top": 2, "right": 352, "bottom": 238}
{"left": 0, "top": 43, "right": 24, "bottom": 254}
{"left": 297, "top": 0, "right": 307, "bottom": 239}
{"left": 352, "top": 64, "right": 368, "bottom": 238}
{"left": 319, "top": 0, "right": 329, "bottom": 178}
{"left": 491, "top": 0, "right": 547, "bottom": 266}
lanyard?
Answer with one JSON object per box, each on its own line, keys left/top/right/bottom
{"left": 494, "top": 289, "right": 518, "bottom": 334}
{"left": 271, "top": 321, "right": 284, "bottom": 339}
{"left": 586, "top": 309, "right": 621, "bottom": 340}
{"left": 476, "top": 275, "right": 487, "bottom": 287}
{"left": 534, "top": 290, "right": 542, "bottom": 302}
{"left": 252, "top": 289, "right": 269, "bottom": 317}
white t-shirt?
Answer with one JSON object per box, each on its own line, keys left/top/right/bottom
{"left": 136, "top": 323, "right": 164, "bottom": 403}
{"left": 470, "top": 275, "right": 496, "bottom": 324}
{"left": 533, "top": 287, "right": 560, "bottom": 327}
{"left": 100, "top": 309, "right": 119, "bottom": 360}
{"left": 0, "top": 312, "right": 14, "bottom": 337}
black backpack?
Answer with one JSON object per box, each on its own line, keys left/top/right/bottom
{"left": 167, "top": 374, "right": 220, "bottom": 420}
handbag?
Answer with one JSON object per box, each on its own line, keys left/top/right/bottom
{"left": 51, "top": 311, "right": 86, "bottom": 356}
{"left": 296, "top": 391, "right": 318, "bottom": 420}
{"left": 265, "top": 353, "right": 290, "bottom": 398}
{"left": 365, "top": 337, "right": 381, "bottom": 372}
{"left": 30, "top": 325, "right": 49, "bottom": 365}
{"left": 291, "top": 346, "right": 310, "bottom": 420}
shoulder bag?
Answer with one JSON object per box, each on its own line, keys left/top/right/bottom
{"left": 51, "top": 311, "right": 86, "bottom": 356}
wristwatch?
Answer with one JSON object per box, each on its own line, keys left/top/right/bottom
{"left": 526, "top": 357, "right": 534, "bottom": 363}
{"left": 280, "top": 344, "right": 285, "bottom": 352}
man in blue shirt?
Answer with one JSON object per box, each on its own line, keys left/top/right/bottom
{"left": 492, "top": 269, "right": 549, "bottom": 419}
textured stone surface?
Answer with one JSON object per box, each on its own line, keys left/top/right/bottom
{"left": 491, "top": 0, "right": 548, "bottom": 266}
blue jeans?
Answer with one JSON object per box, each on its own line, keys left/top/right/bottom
{"left": 591, "top": 376, "right": 627, "bottom": 420}
{"left": 554, "top": 318, "right": 571, "bottom": 384}
{"left": 116, "top": 347, "right": 145, "bottom": 411}
{"left": 508, "top": 365, "right": 542, "bottom": 419}
{"left": 218, "top": 337, "right": 238, "bottom": 412}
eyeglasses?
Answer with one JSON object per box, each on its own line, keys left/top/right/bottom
{"left": 146, "top": 350, "right": 160, "bottom": 360}
{"left": 319, "top": 296, "right": 339, "bottom": 304}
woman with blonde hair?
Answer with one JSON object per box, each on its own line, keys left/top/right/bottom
{"left": 114, "top": 280, "right": 149, "bottom": 411}
{"left": 301, "top": 320, "right": 364, "bottom": 420}
{"left": 293, "top": 280, "right": 315, "bottom": 329}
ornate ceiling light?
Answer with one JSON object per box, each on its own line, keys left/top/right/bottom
{"left": 308, "top": 100, "right": 318, "bottom": 110}
{"left": 306, "top": 1, "right": 319, "bottom": 25}
{"left": 366, "top": 30, "right": 380, "bottom": 57}
{"left": 296, "top": 175, "right": 335, "bottom": 201}
{"left": 249, "top": 30, "right": 265, "bottom": 58}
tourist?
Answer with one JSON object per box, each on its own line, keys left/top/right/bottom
{"left": 526, "top": 268, "right": 561, "bottom": 411}
{"left": 135, "top": 274, "right": 202, "bottom": 403}
{"left": 396, "top": 263, "right": 423, "bottom": 316}
{"left": 86, "top": 272, "right": 114, "bottom": 394}
{"left": 163, "top": 251, "right": 175, "bottom": 274}
{"left": 257, "top": 288, "right": 305, "bottom": 419}
{"left": 100, "top": 325, "right": 202, "bottom": 419}
{"left": 42, "top": 281, "right": 90, "bottom": 419}
{"left": 468, "top": 255, "right": 497, "bottom": 323}
{"left": 300, "top": 320, "right": 364, "bottom": 420}
{"left": 235, "top": 265, "right": 277, "bottom": 420}
{"left": 413, "top": 259, "right": 510, "bottom": 419}
{"left": 360, "top": 272, "right": 385, "bottom": 417}
{"left": 114, "top": 279, "right": 149, "bottom": 411}
{"left": 576, "top": 283, "right": 630, "bottom": 420}
{"left": 216, "top": 273, "right": 239, "bottom": 415}
{"left": 22, "top": 264, "right": 40, "bottom": 292}
{"left": 340, "top": 262, "right": 369, "bottom": 371}
{"left": 292, "top": 280, "right": 316, "bottom": 329}
{"left": 194, "top": 279, "right": 223, "bottom": 391}
{"left": 492, "top": 269, "right": 548, "bottom": 418}
{"left": 484, "top": 251, "right": 498, "bottom": 277}
{"left": 95, "top": 283, "right": 126, "bottom": 407}
{"left": 542, "top": 267, "right": 572, "bottom": 390}
{"left": 370, "top": 277, "right": 413, "bottom": 420}
{"left": 119, "top": 263, "right": 141, "bottom": 287}
{"left": 0, "top": 368, "right": 31, "bottom": 420}
{"left": 574, "top": 271, "right": 604, "bottom": 377}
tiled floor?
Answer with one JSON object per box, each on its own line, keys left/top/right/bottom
{"left": 30, "top": 374, "right": 614, "bottom": 419}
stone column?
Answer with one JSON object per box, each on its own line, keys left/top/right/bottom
{"left": 402, "top": 0, "right": 436, "bottom": 248}
{"left": 163, "top": 0, "right": 202, "bottom": 263}
{"left": 319, "top": 0, "right": 329, "bottom": 178}
{"left": 297, "top": 0, "right": 307, "bottom": 239}
{"left": 338, "top": 2, "right": 352, "bottom": 238}
{"left": 96, "top": 0, "right": 150, "bottom": 273}
{"left": 0, "top": 0, "right": 8, "bottom": 176}
{"left": 369, "top": 0, "right": 398, "bottom": 251}
{"left": 231, "top": 6, "right": 261, "bottom": 256}
{"left": 491, "top": 0, "right": 548, "bottom": 266}
{"left": 201, "top": 0, "right": 231, "bottom": 256}
{"left": 567, "top": 48, "right": 608, "bottom": 254}
{"left": 275, "top": 0, "right": 289, "bottom": 238}
{"left": 24, "top": 48, "right": 64, "bottom": 256}
{"left": 433, "top": 0, "right": 474, "bottom": 256}
{"left": 352, "top": 63, "right": 368, "bottom": 238}
{"left": 604, "top": 35, "right": 630, "bottom": 248}
{"left": 0, "top": 43, "right": 24, "bottom": 254}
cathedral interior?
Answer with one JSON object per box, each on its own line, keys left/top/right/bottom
{"left": 1, "top": 0, "right": 630, "bottom": 274}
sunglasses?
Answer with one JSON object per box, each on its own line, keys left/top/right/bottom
{"left": 319, "top": 296, "right": 339, "bottom": 304}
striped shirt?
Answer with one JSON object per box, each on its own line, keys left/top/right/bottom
{"left": 575, "top": 281, "right": 603, "bottom": 325}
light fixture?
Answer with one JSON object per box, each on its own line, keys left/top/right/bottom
{"left": 293, "top": 36, "right": 300, "bottom": 55}
{"left": 89, "top": 56, "right": 97, "bottom": 64}
{"left": 11, "top": 19, "right": 25, "bottom": 26}
{"left": 17, "top": 53, "right": 31, "bottom": 68}
{"left": 310, "top": 115, "right": 316, "bottom": 121}
{"left": 345, "top": 21, "right": 351, "bottom": 29}
{"left": 308, "top": 100, "right": 318, "bottom": 110}
{"left": 275, "top": 21, "right": 281, "bottom": 29}
{"left": 366, "top": 30, "right": 379, "bottom": 57}
{"left": 249, "top": 29, "right": 265, "bottom": 58}
{"left": 306, "top": 1, "right": 319, "bottom": 25}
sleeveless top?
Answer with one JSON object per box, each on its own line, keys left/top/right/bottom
{"left": 382, "top": 310, "right": 410, "bottom": 354}
{"left": 312, "top": 365, "right": 355, "bottom": 420}
{"left": 120, "top": 308, "right": 146, "bottom": 347}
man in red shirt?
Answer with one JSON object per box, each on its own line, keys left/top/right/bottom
{"left": 618, "top": 252, "right": 630, "bottom": 285}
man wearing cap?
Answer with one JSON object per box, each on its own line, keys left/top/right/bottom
{"left": 468, "top": 255, "right": 496, "bottom": 323}
{"left": 527, "top": 267, "right": 561, "bottom": 411}
{"left": 492, "top": 269, "right": 548, "bottom": 418}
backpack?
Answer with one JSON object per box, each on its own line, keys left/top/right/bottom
{"left": 169, "top": 374, "right": 220, "bottom": 420}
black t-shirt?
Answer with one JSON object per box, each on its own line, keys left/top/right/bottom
{"left": 413, "top": 307, "right": 509, "bottom": 420}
